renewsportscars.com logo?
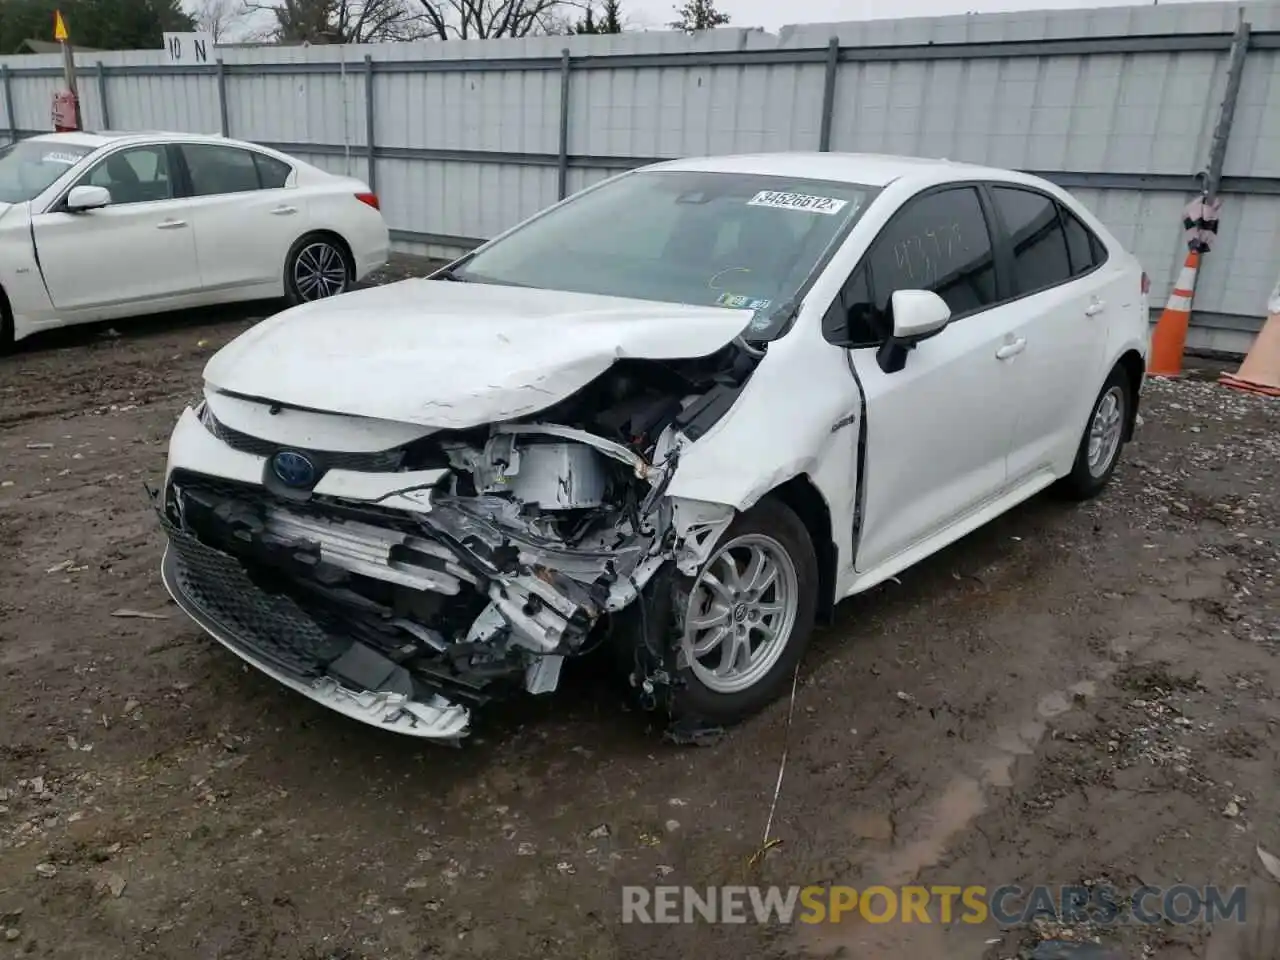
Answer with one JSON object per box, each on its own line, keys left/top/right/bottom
{"left": 621, "top": 884, "right": 1248, "bottom": 926}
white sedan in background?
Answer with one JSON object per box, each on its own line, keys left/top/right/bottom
{"left": 0, "top": 131, "right": 388, "bottom": 350}
{"left": 157, "top": 151, "right": 1150, "bottom": 743}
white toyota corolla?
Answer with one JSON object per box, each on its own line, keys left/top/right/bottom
{"left": 156, "top": 152, "right": 1150, "bottom": 742}
{"left": 0, "top": 131, "right": 388, "bottom": 349}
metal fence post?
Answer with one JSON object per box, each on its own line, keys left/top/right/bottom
{"left": 96, "top": 61, "right": 110, "bottom": 129}
{"left": 1, "top": 65, "right": 14, "bottom": 143}
{"left": 1204, "top": 13, "right": 1250, "bottom": 203}
{"left": 818, "top": 37, "right": 840, "bottom": 152}
{"left": 557, "top": 48, "right": 571, "bottom": 200}
{"left": 215, "top": 58, "right": 229, "bottom": 136}
{"left": 364, "top": 55, "right": 377, "bottom": 194}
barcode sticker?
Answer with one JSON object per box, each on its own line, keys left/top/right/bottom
{"left": 747, "top": 190, "right": 848, "bottom": 215}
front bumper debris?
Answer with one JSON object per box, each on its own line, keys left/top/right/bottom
{"left": 159, "top": 515, "right": 472, "bottom": 740}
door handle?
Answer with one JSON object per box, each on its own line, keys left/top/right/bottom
{"left": 995, "top": 337, "right": 1027, "bottom": 360}
{"left": 156, "top": 219, "right": 187, "bottom": 230}
{"left": 1084, "top": 299, "right": 1106, "bottom": 317}
{"left": 271, "top": 205, "right": 298, "bottom": 216}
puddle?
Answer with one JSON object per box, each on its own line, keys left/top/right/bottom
{"left": 792, "top": 670, "right": 1109, "bottom": 958}
{"left": 872, "top": 776, "right": 986, "bottom": 887}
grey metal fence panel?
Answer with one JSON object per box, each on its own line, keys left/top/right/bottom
{"left": 105, "top": 72, "right": 221, "bottom": 132}
{"left": 1, "top": 0, "right": 1279, "bottom": 339}
{"left": 1224, "top": 50, "right": 1280, "bottom": 178}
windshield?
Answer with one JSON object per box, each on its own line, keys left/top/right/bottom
{"left": 0, "top": 140, "right": 91, "bottom": 204}
{"left": 453, "top": 170, "right": 875, "bottom": 339}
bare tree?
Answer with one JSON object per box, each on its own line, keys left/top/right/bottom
{"left": 193, "top": 0, "right": 243, "bottom": 41}
{"left": 415, "top": 0, "right": 576, "bottom": 40}
{"left": 246, "top": 0, "right": 421, "bottom": 42}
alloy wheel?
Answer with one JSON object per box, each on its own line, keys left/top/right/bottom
{"left": 680, "top": 533, "right": 800, "bottom": 695}
{"left": 1087, "top": 385, "right": 1125, "bottom": 478}
{"left": 293, "top": 242, "right": 348, "bottom": 301}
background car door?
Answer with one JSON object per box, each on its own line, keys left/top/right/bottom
{"left": 176, "top": 144, "right": 300, "bottom": 291}
{"left": 986, "top": 186, "right": 1112, "bottom": 483}
{"left": 30, "top": 143, "right": 200, "bottom": 312}
{"left": 844, "top": 185, "right": 1024, "bottom": 574}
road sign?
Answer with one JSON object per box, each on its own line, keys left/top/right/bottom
{"left": 163, "top": 32, "right": 214, "bottom": 65}
{"left": 53, "top": 10, "right": 68, "bottom": 42}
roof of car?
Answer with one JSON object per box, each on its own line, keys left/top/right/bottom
{"left": 24, "top": 130, "right": 242, "bottom": 150}
{"left": 649, "top": 151, "right": 1016, "bottom": 189}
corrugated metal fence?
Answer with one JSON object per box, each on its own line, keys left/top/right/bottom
{"left": 2, "top": 1, "right": 1279, "bottom": 349}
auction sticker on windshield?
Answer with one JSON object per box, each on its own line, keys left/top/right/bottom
{"left": 747, "top": 191, "right": 848, "bottom": 215}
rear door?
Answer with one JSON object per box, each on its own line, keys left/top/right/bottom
{"left": 985, "top": 184, "right": 1114, "bottom": 483}
{"left": 31, "top": 142, "right": 200, "bottom": 313}
{"left": 174, "top": 143, "right": 301, "bottom": 291}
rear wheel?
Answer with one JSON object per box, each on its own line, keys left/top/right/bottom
{"left": 1056, "top": 365, "right": 1132, "bottom": 500}
{"left": 284, "top": 234, "right": 352, "bottom": 305}
{"left": 0, "top": 292, "right": 13, "bottom": 355}
{"left": 673, "top": 498, "right": 818, "bottom": 725}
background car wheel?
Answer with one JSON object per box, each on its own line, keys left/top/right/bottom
{"left": 284, "top": 234, "right": 352, "bottom": 305}
{"left": 1056, "top": 365, "right": 1133, "bottom": 500}
{"left": 673, "top": 497, "right": 818, "bottom": 726}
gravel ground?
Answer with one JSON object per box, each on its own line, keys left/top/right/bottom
{"left": 0, "top": 261, "right": 1278, "bottom": 960}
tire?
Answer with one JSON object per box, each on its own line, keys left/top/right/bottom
{"left": 0, "top": 293, "right": 13, "bottom": 355}
{"left": 284, "top": 234, "right": 353, "bottom": 305}
{"left": 672, "top": 497, "right": 818, "bottom": 725}
{"left": 1056, "top": 365, "right": 1132, "bottom": 500}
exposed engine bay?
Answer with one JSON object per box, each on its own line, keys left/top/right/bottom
{"left": 157, "top": 339, "right": 763, "bottom": 741}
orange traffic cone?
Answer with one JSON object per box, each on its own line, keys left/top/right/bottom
{"left": 1219, "top": 275, "right": 1280, "bottom": 397}
{"left": 1148, "top": 249, "right": 1200, "bottom": 378}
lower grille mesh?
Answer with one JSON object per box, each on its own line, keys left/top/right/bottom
{"left": 163, "top": 518, "right": 349, "bottom": 679}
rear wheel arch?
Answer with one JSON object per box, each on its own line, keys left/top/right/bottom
{"left": 0, "top": 282, "right": 13, "bottom": 352}
{"left": 1116, "top": 349, "right": 1145, "bottom": 441}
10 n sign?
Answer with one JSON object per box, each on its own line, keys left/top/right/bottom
{"left": 163, "top": 32, "right": 214, "bottom": 64}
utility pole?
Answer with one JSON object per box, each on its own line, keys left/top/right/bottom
{"left": 53, "top": 10, "right": 83, "bottom": 130}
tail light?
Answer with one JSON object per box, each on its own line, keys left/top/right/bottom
{"left": 355, "top": 192, "right": 380, "bottom": 210}
{"left": 1140, "top": 271, "right": 1151, "bottom": 295}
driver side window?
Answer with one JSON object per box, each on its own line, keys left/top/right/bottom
{"left": 80, "top": 145, "right": 173, "bottom": 206}
{"left": 824, "top": 186, "right": 998, "bottom": 347}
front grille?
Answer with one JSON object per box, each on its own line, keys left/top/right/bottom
{"left": 162, "top": 517, "right": 350, "bottom": 679}
{"left": 206, "top": 413, "right": 406, "bottom": 473}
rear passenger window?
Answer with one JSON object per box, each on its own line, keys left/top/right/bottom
{"left": 181, "top": 144, "right": 262, "bottom": 196}
{"left": 865, "top": 186, "right": 998, "bottom": 320}
{"left": 254, "top": 153, "right": 292, "bottom": 189}
{"left": 992, "top": 187, "right": 1072, "bottom": 294}
{"left": 1058, "top": 203, "right": 1107, "bottom": 276}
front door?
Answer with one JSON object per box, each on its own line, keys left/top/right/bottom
{"left": 843, "top": 185, "right": 1022, "bottom": 573}
{"left": 32, "top": 143, "right": 200, "bottom": 314}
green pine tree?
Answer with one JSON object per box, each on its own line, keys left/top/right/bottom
{"left": 668, "top": 0, "right": 728, "bottom": 32}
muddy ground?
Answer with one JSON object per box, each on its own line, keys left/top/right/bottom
{"left": 1, "top": 262, "right": 1278, "bottom": 960}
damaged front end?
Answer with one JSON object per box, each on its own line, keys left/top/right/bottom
{"left": 157, "top": 343, "right": 758, "bottom": 742}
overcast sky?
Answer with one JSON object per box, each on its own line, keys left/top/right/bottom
{"left": 622, "top": 0, "right": 1224, "bottom": 32}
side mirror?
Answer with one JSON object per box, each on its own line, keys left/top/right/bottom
{"left": 66, "top": 185, "right": 112, "bottom": 212}
{"left": 890, "top": 289, "right": 951, "bottom": 341}
{"left": 876, "top": 290, "right": 952, "bottom": 374}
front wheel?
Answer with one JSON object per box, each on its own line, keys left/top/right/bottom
{"left": 1056, "top": 366, "right": 1132, "bottom": 500}
{"left": 284, "top": 235, "right": 352, "bottom": 305}
{"left": 673, "top": 498, "right": 818, "bottom": 725}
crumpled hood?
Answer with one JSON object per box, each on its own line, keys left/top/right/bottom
{"left": 203, "top": 279, "right": 754, "bottom": 429}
